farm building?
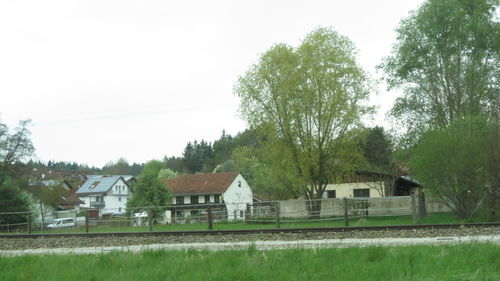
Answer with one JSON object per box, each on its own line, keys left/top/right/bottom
{"left": 164, "top": 172, "right": 253, "bottom": 222}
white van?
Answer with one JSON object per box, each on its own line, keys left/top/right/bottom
{"left": 47, "top": 218, "right": 76, "bottom": 229}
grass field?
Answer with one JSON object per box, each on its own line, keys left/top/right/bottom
{"left": 1, "top": 243, "right": 498, "bottom": 281}
{"left": 2, "top": 212, "right": 496, "bottom": 235}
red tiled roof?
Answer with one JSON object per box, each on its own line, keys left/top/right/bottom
{"left": 164, "top": 172, "right": 239, "bottom": 195}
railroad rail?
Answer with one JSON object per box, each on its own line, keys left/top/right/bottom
{"left": 1, "top": 222, "right": 498, "bottom": 239}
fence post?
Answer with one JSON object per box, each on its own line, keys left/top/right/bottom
{"left": 418, "top": 192, "right": 427, "bottom": 219}
{"left": 148, "top": 208, "right": 153, "bottom": 232}
{"left": 411, "top": 194, "right": 417, "bottom": 224}
{"left": 27, "top": 213, "right": 32, "bottom": 234}
{"left": 275, "top": 201, "right": 281, "bottom": 229}
{"left": 244, "top": 203, "right": 249, "bottom": 224}
{"left": 207, "top": 206, "right": 213, "bottom": 230}
{"left": 343, "top": 197, "right": 349, "bottom": 227}
{"left": 85, "top": 211, "right": 89, "bottom": 233}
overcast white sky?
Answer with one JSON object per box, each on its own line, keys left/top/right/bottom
{"left": 0, "top": 0, "right": 424, "bottom": 168}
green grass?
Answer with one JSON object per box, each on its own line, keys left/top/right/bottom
{"left": 3, "top": 212, "right": 496, "bottom": 235}
{"left": 1, "top": 243, "right": 499, "bottom": 281}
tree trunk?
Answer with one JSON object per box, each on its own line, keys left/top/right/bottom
{"left": 305, "top": 198, "right": 322, "bottom": 219}
{"left": 304, "top": 187, "right": 325, "bottom": 219}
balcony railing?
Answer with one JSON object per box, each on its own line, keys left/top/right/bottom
{"left": 90, "top": 201, "right": 105, "bottom": 208}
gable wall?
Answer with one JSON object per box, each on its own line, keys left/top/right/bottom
{"left": 223, "top": 174, "right": 253, "bottom": 220}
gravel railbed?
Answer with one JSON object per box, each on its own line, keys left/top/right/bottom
{"left": 1, "top": 227, "right": 498, "bottom": 250}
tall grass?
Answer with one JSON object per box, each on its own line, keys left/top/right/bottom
{"left": 0, "top": 243, "right": 498, "bottom": 281}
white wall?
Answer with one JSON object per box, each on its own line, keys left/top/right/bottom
{"left": 171, "top": 194, "right": 219, "bottom": 205}
{"left": 223, "top": 174, "right": 253, "bottom": 220}
{"left": 77, "top": 178, "right": 130, "bottom": 215}
{"left": 323, "top": 182, "right": 385, "bottom": 198}
{"left": 103, "top": 178, "right": 129, "bottom": 214}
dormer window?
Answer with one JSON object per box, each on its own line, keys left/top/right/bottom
{"left": 89, "top": 181, "right": 100, "bottom": 189}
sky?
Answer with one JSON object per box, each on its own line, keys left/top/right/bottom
{"left": 0, "top": 0, "right": 425, "bottom": 168}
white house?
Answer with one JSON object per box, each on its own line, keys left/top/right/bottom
{"left": 164, "top": 171, "right": 253, "bottom": 221}
{"left": 75, "top": 175, "right": 132, "bottom": 215}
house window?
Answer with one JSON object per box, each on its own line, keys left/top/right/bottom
{"left": 205, "top": 195, "right": 210, "bottom": 203}
{"left": 118, "top": 207, "right": 121, "bottom": 212}
{"left": 238, "top": 181, "right": 241, "bottom": 187}
{"left": 353, "top": 189, "right": 370, "bottom": 198}
{"left": 214, "top": 195, "right": 220, "bottom": 203}
{"left": 118, "top": 197, "right": 121, "bottom": 202}
{"left": 327, "top": 190, "right": 336, "bottom": 198}
{"left": 176, "top": 210, "right": 185, "bottom": 217}
{"left": 176, "top": 197, "right": 184, "bottom": 205}
{"left": 240, "top": 210, "right": 244, "bottom": 217}
{"left": 191, "top": 196, "right": 199, "bottom": 204}
{"left": 191, "top": 210, "right": 200, "bottom": 216}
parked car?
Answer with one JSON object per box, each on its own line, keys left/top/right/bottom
{"left": 47, "top": 218, "right": 76, "bottom": 229}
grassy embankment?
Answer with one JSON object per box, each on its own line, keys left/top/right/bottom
{"left": 0, "top": 243, "right": 499, "bottom": 281}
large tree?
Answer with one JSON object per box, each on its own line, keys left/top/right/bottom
{"left": 381, "top": 0, "right": 499, "bottom": 219}
{"left": 0, "top": 119, "right": 34, "bottom": 169}
{"left": 411, "top": 116, "right": 497, "bottom": 219}
{"left": 380, "top": 0, "right": 499, "bottom": 138}
{"left": 0, "top": 119, "right": 36, "bottom": 225}
{"left": 360, "top": 126, "right": 393, "bottom": 172}
{"left": 182, "top": 140, "right": 214, "bottom": 173}
{"left": 235, "top": 27, "right": 371, "bottom": 217}
{"left": 0, "top": 179, "right": 37, "bottom": 225}
{"left": 102, "top": 158, "right": 132, "bottom": 175}
{"left": 126, "top": 160, "right": 171, "bottom": 221}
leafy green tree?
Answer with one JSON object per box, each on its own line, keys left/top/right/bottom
{"left": 158, "top": 168, "right": 177, "bottom": 179}
{"left": 380, "top": 0, "right": 499, "bottom": 138}
{"left": 411, "top": 117, "right": 495, "bottom": 219}
{"left": 484, "top": 119, "right": 500, "bottom": 220}
{"left": 233, "top": 146, "right": 301, "bottom": 200}
{"left": 182, "top": 140, "right": 214, "bottom": 173}
{"left": 233, "top": 128, "right": 258, "bottom": 148}
{"left": 0, "top": 118, "right": 37, "bottom": 225}
{"left": 213, "top": 159, "right": 237, "bottom": 173}
{"left": 0, "top": 178, "right": 36, "bottom": 225}
{"left": 211, "top": 130, "right": 235, "bottom": 170}
{"left": 102, "top": 158, "right": 131, "bottom": 175}
{"left": 126, "top": 160, "right": 171, "bottom": 221}
{"left": 163, "top": 156, "right": 185, "bottom": 174}
{"left": 0, "top": 119, "right": 34, "bottom": 168}
{"left": 361, "top": 126, "right": 393, "bottom": 172}
{"left": 235, "top": 27, "right": 371, "bottom": 216}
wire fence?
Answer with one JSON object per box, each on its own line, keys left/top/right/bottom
{"left": 246, "top": 196, "right": 415, "bottom": 224}
{"left": 0, "top": 195, "right": 432, "bottom": 235}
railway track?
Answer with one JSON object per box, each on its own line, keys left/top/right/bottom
{"left": 1, "top": 222, "right": 498, "bottom": 239}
